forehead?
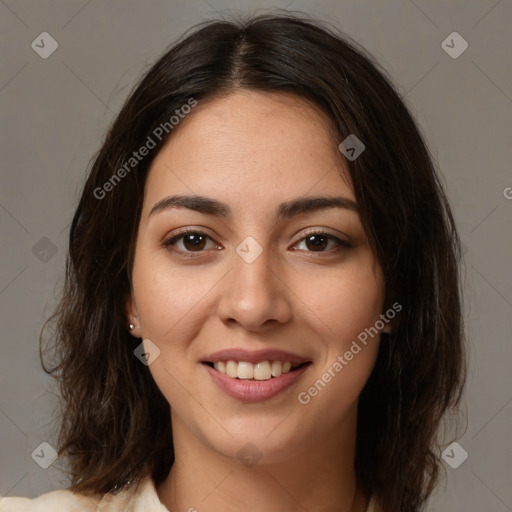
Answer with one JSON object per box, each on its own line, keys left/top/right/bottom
{"left": 142, "top": 90, "right": 353, "bottom": 216}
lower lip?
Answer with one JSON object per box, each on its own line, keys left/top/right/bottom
{"left": 203, "top": 363, "right": 311, "bottom": 402}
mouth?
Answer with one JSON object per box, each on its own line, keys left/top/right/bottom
{"left": 200, "top": 348, "right": 312, "bottom": 402}
{"left": 201, "top": 360, "right": 311, "bottom": 381}
{"left": 201, "top": 357, "right": 312, "bottom": 402}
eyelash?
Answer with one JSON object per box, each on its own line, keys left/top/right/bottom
{"left": 162, "top": 228, "right": 351, "bottom": 258}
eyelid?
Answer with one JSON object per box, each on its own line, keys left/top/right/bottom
{"left": 162, "top": 226, "right": 351, "bottom": 256}
{"left": 295, "top": 226, "right": 350, "bottom": 245}
{"left": 291, "top": 229, "right": 352, "bottom": 254}
{"left": 162, "top": 227, "right": 220, "bottom": 257}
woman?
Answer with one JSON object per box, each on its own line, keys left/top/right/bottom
{"left": 1, "top": 11, "right": 465, "bottom": 512}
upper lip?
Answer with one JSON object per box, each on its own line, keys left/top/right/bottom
{"left": 202, "top": 348, "right": 310, "bottom": 364}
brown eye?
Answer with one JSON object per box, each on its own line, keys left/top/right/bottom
{"left": 304, "top": 234, "right": 329, "bottom": 251}
{"left": 163, "top": 230, "right": 217, "bottom": 254}
{"left": 294, "top": 232, "right": 351, "bottom": 253}
{"left": 181, "top": 233, "right": 207, "bottom": 251}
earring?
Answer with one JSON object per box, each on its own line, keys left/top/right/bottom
{"left": 129, "top": 324, "right": 135, "bottom": 330}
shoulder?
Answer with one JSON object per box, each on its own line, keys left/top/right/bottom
{"left": 0, "top": 489, "right": 100, "bottom": 511}
{"left": 0, "top": 476, "right": 167, "bottom": 512}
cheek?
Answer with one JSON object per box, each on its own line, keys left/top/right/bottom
{"left": 297, "top": 258, "right": 385, "bottom": 353}
{"left": 131, "top": 250, "right": 222, "bottom": 412}
{"left": 132, "top": 252, "right": 215, "bottom": 340}
{"left": 293, "top": 259, "right": 384, "bottom": 415}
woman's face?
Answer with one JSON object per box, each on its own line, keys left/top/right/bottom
{"left": 127, "top": 90, "right": 388, "bottom": 463}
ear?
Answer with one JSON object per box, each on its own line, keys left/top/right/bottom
{"left": 381, "top": 323, "right": 392, "bottom": 334}
{"left": 380, "top": 301, "right": 402, "bottom": 335}
{"left": 125, "top": 292, "right": 142, "bottom": 338}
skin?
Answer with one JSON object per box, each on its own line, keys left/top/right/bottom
{"left": 126, "top": 90, "right": 389, "bottom": 512}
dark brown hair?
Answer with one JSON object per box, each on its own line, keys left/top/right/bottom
{"left": 41, "top": 11, "right": 466, "bottom": 511}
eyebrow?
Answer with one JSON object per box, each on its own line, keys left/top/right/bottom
{"left": 148, "top": 194, "right": 358, "bottom": 220}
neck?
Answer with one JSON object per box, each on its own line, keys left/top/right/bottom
{"left": 157, "top": 405, "right": 368, "bottom": 512}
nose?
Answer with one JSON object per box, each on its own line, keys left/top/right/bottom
{"left": 216, "top": 244, "right": 292, "bottom": 332}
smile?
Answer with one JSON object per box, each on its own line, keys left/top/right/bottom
{"left": 204, "top": 360, "right": 306, "bottom": 380}
{"left": 202, "top": 360, "right": 312, "bottom": 402}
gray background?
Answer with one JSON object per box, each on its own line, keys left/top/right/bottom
{"left": 1, "top": 0, "right": 511, "bottom": 510}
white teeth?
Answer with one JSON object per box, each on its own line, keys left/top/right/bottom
{"left": 270, "top": 360, "right": 282, "bottom": 377}
{"left": 225, "top": 360, "right": 238, "bottom": 378}
{"left": 254, "top": 361, "right": 272, "bottom": 380}
{"left": 237, "top": 361, "right": 254, "bottom": 380}
{"left": 212, "top": 359, "right": 303, "bottom": 380}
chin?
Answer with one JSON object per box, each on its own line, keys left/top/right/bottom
{"left": 194, "top": 415, "right": 314, "bottom": 466}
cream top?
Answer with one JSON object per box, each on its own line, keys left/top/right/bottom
{"left": 1, "top": 477, "right": 379, "bottom": 511}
